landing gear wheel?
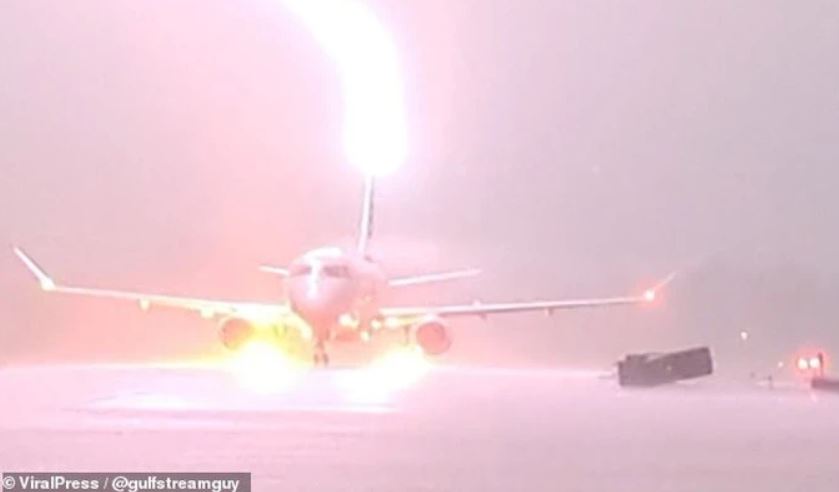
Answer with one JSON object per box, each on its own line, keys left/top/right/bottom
{"left": 313, "top": 343, "right": 330, "bottom": 367}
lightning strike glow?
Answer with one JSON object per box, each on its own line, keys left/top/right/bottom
{"left": 282, "top": 0, "right": 407, "bottom": 176}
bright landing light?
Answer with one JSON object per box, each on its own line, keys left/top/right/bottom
{"left": 225, "top": 340, "right": 304, "bottom": 394}
{"left": 282, "top": 0, "right": 407, "bottom": 176}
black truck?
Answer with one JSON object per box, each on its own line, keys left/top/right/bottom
{"left": 617, "top": 346, "right": 714, "bottom": 387}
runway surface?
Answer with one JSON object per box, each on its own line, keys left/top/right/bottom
{"left": 1, "top": 361, "right": 838, "bottom": 491}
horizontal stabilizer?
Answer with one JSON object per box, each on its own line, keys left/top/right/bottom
{"left": 258, "top": 265, "right": 290, "bottom": 276}
{"left": 389, "top": 268, "right": 481, "bottom": 287}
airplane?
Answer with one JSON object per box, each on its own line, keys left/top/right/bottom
{"left": 13, "top": 176, "right": 674, "bottom": 366}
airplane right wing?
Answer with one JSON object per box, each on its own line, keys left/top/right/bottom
{"left": 13, "top": 247, "right": 289, "bottom": 322}
{"left": 380, "top": 272, "right": 677, "bottom": 323}
{"left": 382, "top": 295, "right": 649, "bottom": 320}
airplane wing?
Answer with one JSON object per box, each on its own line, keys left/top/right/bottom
{"left": 389, "top": 268, "right": 482, "bottom": 287}
{"left": 380, "top": 272, "right": 677, "bottom": 321}
{"left": 13, "top": 247, "right": 288, "bottom": 321}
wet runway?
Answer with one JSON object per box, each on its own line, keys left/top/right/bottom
{"left": 1, "top": 361, "right": 838, "bottom": 491}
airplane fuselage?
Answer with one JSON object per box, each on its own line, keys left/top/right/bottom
{"left": 285, "top": 247, "right": 387, "bottom": 344}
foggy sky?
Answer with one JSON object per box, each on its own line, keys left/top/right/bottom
{"left": 1, "top": 1, "right": 838, "bottom": 371}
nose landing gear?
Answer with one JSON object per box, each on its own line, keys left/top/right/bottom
{"left": 313, "top": 342, "right": 330, "bottom": 367}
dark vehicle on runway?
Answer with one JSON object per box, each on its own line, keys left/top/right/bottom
{"left": 617, "top": 347, "right": 714, "bottom": 387}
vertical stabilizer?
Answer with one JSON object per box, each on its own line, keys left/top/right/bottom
{"left": 356, "top": 175, "right": 375, "bottom": 255}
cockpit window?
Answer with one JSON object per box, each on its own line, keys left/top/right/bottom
{"left": 289, "top": 263, "right": 350, "bottom": 278}
{"left": 323, "top": 265, "right": 351, "bottom": 278}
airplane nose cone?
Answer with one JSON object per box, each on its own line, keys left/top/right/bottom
{"left": 288, "top": 276, "right": 356, "bottom": 338}
{"left": 293, "top": 296, "right": 335, "bottom": 322}
{"left": 291, "top": 292, "right": 351, "bottom": 336}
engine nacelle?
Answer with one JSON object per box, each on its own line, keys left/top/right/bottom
{"left": 218, "top": 317, "right": 255, "bottom": 350}
{"left": 414, "top": 318, "right": 452, "bottom": 355}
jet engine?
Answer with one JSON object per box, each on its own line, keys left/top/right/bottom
{"left": 218, "top": 317, "right": 255, "bottom": 350}
{"left": 413, "top": 317, "right": 452, "bottom": 355}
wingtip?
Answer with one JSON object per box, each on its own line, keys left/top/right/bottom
{"left": 655, "top": 270, "right": 679, "bottom": 290}
{"left": 12, "top": 246, "right": 56, "bottom": 291}
{"left": 642, "top": 270, "right": 679, "bottom": 303}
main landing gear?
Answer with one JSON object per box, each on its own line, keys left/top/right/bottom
{"left": 313, "top": 342, "right": 330, "bottom": 367}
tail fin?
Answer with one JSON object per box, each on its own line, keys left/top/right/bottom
{"left": 356, "top": 175, "right": 375, "bottom": 255}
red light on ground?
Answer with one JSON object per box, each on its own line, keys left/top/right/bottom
{"left": 792, "top": 348, "right": 829, "bottom": 378}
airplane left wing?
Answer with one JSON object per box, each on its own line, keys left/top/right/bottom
{"left": 13, "top": 247, "right": 288, "bottom": 321}
{"left": 380, "top": 272, "right": 676, "bottom": 321}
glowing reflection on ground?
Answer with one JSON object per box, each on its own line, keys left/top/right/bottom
{"left": 223, "top": 340, "right": 307, "bottom": 394}
{"left": 337, "top": 346, "right": 431, "bottom": 404}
